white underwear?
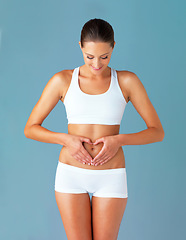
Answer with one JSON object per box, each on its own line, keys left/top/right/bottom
{"left": 54, "top": 161, "right": 128, "bottom": 198}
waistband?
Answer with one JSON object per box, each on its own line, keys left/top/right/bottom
{"left": 57, "top": 161, "right": 126, "bottom": 175}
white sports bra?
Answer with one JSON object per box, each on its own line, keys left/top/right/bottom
{"left": 63, "top": 66, "right": 127, "bottom": 125}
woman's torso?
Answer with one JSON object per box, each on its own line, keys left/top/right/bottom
{"left": 58, "top": 66, "right": 130, "bottom": 170}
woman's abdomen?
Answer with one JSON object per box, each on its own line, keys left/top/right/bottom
{"left": 59, "top": 142, "right": 126, "bottom": 170}
{"left": 59, "top": 124, "right": 125, "bottom": 169}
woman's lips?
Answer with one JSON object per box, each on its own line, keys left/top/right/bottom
{"left": 91, "top": 66, "right": 102, "bottom": 70}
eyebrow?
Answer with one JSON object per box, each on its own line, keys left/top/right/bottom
{"left": 85, "top": 52, "right": 109, "bottom": 56}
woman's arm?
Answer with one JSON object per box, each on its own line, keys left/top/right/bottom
{"left": 91, "top": 71, "right": 165, "bottom": 164}
{"left": 24, "top": 71, "right": 68, "bottom": 146}
{"left": 116, "top": 128, "right": 164, "bottom": 147}
{"left": 116, "top": 71, "right": 165, "bottom": 147}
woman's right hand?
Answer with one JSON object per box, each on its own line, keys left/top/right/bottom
{"left": 64, "top": 134, "right": 93, "bottom": 165}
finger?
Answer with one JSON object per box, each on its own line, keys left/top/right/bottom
{"left": 93, "top": 138, "right": 104, "bottom": 145}
{"left": 92, "top": 148, "right": 106, "bottom": 162}
{"left": 75, "top": 152, "right": 90, "bottom": 164}
{"left": 98, "top": 155, "right": 111, "bottom": 165}
{"left": 94, "top": 155, "right": 109, "bottom": 166}
{"left": 97, "top": 154, "right": 109, "bottom": 165}
{"left": 93, "top": 150, "right": 107, "bottom": 163}
{"left": 81, "top": 148, "right": 93, "bottom": 162}
{"left": 74, "top": 154, "right": 86, "bottom": 164}
{"left": 77, "top": 151, "right": 90, "bottom": 163}
{"left": 95, "top": 151, "right": 112, "bottom": 165}
{"left": 99, "top": 159, "right": 109, "bottom": 166}
{"left": 79, "top": 151, "right": 89, "bottom": 161}
{"left": 79, "top": 152, "right": 91, "bottom": 164}
{"left": 80, "top": 147, "right": 93, "bottom": 162}
{"left": 93, "top": 154, "right": 107, "bottom": 165}
{"left": 81, "top": 138, "right": 93, "bottom": 145}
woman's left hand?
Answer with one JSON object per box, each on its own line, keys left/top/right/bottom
{"left": 91, "top": 135, "right": 120, "bottom": 166}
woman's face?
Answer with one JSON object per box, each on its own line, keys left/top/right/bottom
{"left": 79, "top": 41, "right": 115, "bottom": 74}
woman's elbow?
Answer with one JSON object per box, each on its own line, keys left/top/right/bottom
{"left": 24, "top": 126, "right": 30, "bottom": 138}
{"left": 159, "top": 128, "right": 165, "bottom": 141}
{"left": 24, "top": 123, "right": 34, "bottom": 138}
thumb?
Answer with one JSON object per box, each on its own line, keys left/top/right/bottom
{"left": 93, "top": 138, "right": 103, "bottom": 145}
{"left": 81, "top": 137, "right": 93, "bottom": 144}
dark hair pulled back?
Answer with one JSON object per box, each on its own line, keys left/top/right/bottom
{"left": 80, "top": 18, "right": 115, "bottom": 48}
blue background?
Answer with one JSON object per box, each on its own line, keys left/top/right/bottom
{"left": 0, "top": 0, "right": 185, "bottom": 239}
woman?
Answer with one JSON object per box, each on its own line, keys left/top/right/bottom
{"left": 24, "top": 18, "right": 164, "bottom": 240}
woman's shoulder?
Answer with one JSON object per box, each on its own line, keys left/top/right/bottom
{"left": 115, "top": 69, "right": 142, "bottom": 103}
{"left": 51, "top": 68, "right": 74, "bottom": 88}
{"left": 116, "top": 69, "right": 141, "bottom": 86}
{"left": 115, "top": 69, "right": 136, "bottom": 80}
{"left": 54, "top": 68, "right": 74, "bottom": 82}
{"left": 52, "top": 69, "right": 74, "bottom": 101}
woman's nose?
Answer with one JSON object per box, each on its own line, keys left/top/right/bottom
{"left": 93, "top": 59, "right": 101, "bottom": 68}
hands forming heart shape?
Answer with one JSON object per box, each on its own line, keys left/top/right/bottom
{"left": 83, "top": 139, "right": 103, "bottom": 164}
{"left": 83, "top": 135, "right": 120, "bottom": 166}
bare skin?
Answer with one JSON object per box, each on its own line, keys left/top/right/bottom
{"left": 55, "top": 60, "right": 129, "bottom": 239}
{"left": 58, "top": 66, "right": 129, "bottom": 170}
{"left": 24, "top": 41, "right": 164, "bottom": 240}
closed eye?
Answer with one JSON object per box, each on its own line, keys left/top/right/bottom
{"left": 87, "top": 56, "right": 108, "bottom": 60}
{"left": 101, "top": 56, "right": 108, "bottom": 59}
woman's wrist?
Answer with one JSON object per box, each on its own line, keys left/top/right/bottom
{"left": 113, "top": 134, "right": 125, "bottom": 147}
{"left": 58, "top": 133, "right": 69, "bottom": 146}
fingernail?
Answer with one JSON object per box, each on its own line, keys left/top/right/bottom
{"left": 88, "top": 163, "right": 90, "bottom": 165}
{"left": 83, "top": 162, "right": 85, "bottom": 164}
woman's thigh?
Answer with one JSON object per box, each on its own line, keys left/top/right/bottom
{"left": 92, "top": 196, "right": 128, "bottom": 240}
{"left": 54, "top": 161, "right": 129, "bottom": 239}
{"left": 55, "top": 191, "right": 92, "bottom": 240}
{"left": 91, "top": 167, "right": 128, "bottom": 240}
